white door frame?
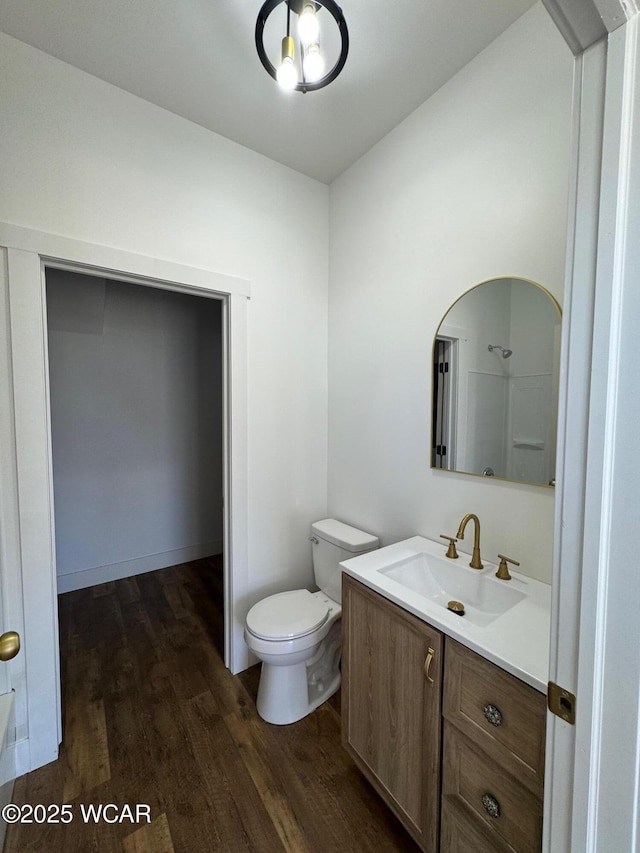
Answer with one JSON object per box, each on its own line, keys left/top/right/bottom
{"left": 0, "top": 221, "right": 250, "bottom": 775}
{"left": 544, "top": 34, "right": 608, "bottom": 852}
{"left": 544, "top": 2, "right": 640, "bottom": 851}
{"left": 569, "top": 15, "right": 640, "bottom": 850}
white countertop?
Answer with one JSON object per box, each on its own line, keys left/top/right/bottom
{"left": 341, "top": 536, "right": 551, "bottom": 693}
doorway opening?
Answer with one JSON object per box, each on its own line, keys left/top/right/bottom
{"left": 44, "top": 266, "right": 227, "bottom": 654}
{"left": 431, "top": 337, "right": 457, "bottom": 470}
{"left": 0, "top": 228, "right": 250, "bottom": 775}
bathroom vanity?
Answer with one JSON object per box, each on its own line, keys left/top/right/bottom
{"left": 340, "top": 538, "right": 550, "bottom": 853}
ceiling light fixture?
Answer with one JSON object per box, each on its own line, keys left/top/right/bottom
{"left": 255, "top": 0, "right": 349, "bottom": 94}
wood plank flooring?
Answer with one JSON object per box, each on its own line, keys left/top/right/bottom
{"left": 6, "top": 559, "right": 419, "bottom": 852}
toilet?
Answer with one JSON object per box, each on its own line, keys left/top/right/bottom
{"left": 244, "top": 518, "right": 379, "bottom": 725}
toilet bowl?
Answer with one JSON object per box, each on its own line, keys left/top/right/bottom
{"left": 245, "top": 589, "right": 342, "bottom": 724}
{"left": 244, "top": 519, "right": 378, "bottom": 725}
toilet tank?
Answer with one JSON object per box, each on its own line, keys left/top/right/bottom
{"left": 311, "top": 519, "right": 379, "bottom": 603}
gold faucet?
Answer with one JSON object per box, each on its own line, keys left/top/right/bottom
{"left": 456, "top": 513, "right": 483, "bottom": 569}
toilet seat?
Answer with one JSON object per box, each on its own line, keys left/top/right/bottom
{"left": 246, "top": 590, "right": 330, "bottom": 640}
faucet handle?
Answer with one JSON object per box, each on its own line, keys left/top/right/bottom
{"left": 440, "top": 535, "right": 459, "bottom": 559}
{"left": 496, "top": 553, "right": 520, "bottom": 581}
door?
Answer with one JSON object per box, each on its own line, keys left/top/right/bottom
{"left": 0, "top": 246, "right": 22, "bottom": 832}
{"left": 432, "top": 338, "right": 451, "bottom": 469}
{"left": 0, "top": 610, "right": 19, "bottom": 849}
{"left": 342, "top": 575, "right": 444, "bottom": 853}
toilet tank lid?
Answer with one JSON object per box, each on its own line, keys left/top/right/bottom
{"left": 312, "top": 519, "right": 379, "bottom": 552}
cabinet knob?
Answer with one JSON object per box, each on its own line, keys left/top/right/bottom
{"left": 481, "top": 793, "right": 501, "bottom": 819}
{"left": 483, "top": 703, "right": 503, "bottom": 727}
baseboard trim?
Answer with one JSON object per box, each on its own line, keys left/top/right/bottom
{"left": 56, "top": 541, "right": 223, "bottom": 594}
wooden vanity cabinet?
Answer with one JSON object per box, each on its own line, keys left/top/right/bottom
{"left": 342, "top": 577, "right": 547, "bottom": 853}
{"left": 341, "top": 574, "right": 444, "bottom": 853}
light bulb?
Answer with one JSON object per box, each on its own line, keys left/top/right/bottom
{"left": 298, "top": 3, "right": 319, "bottom": 44}
{"left": 303, "top": 43, "right": 324, "bottom": 82}
{"left": 276, "top": 36, "right": 298, "bottom": 90}
{"left": 277, "top": 56, "right": 298, "bottom": 90}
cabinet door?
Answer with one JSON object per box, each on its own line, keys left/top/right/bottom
{"left": 342, "top": 575, "right": 443, "bottom": 853}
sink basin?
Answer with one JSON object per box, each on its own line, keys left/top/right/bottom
{"left": 379, "top": 551, "right": 525, "bottom": 627}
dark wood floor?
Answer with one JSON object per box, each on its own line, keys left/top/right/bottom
{"left": 6, "top": 558, "right": 418, "bottom": 852}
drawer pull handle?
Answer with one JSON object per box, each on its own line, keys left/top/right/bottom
{"left": 424, "top": 648, "right": 435, "bottom": 684}
{"left": 483, "top": 703, "right": 503, "bottom": 727}
{"left": 482, "top": 793, "right": 501, "bottom": 819}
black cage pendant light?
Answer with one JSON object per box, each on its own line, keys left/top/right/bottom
{"left": 255, "top": 0, "right": 349, "bottom": 93}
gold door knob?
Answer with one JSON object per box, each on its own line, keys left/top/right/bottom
{"left": 0, "top": 631, "right": 20, "bottom": 662}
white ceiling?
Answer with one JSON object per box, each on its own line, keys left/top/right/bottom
{"left": 0, "top": 0, "right": 537, "bottom": 183}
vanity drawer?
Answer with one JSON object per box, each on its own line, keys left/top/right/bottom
{"left": 441, "top": 799, "right": 514, "bottom": 853}
{"left": 443, "top": 639, "right": 546, "bottom": 795}
{"left": 442, "top": 723, "right": 543, "bottom": 853}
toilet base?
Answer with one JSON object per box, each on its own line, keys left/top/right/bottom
{"left": 255, "top": 621, "right": 342, "bottom": 725}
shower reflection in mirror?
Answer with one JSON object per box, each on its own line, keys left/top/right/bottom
{"left": 431, "top": 277, "right": 561, "bottom": 487}
{"left": 487, "top": 344, "right": 513, "bottom": 359}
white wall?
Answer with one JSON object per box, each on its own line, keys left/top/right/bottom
{"left": 46, "top": 270, "right": 223, "bottom": 592}
{"left": 0, "top": 34, "right": 329, "bottom": 611}
{"left": 328, "top": 4, "right": 573, "bottom": 583}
